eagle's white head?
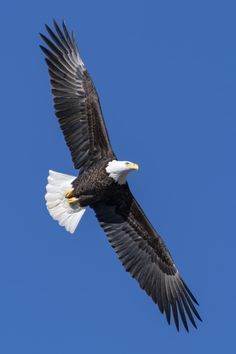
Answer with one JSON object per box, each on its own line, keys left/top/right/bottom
{"left": 106, "top": 160, "right": 139, "bottom": 185}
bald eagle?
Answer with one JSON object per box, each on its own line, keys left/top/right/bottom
{"left": 40, "top": 21, "right": 202, "bottom": 332}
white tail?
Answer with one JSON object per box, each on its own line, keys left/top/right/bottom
{"left": 45, "top": 170, "right": 86, "bottom": 234}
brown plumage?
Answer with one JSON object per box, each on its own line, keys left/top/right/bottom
{"left": 40, "top": 20, "right": 202, "bottom": 332}
{"left": 40, "top": 21, "right": 115, "bottom": 173}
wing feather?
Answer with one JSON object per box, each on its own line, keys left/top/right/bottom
{"left": 92, "top": 186, "right": 201, "bottom": 331}
{"left": 40, "top": 21, "right": 115, "bottom": 172}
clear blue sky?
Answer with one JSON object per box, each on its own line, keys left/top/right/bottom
{"left": 1, "top": 0, "right": 235, "bottom": 353}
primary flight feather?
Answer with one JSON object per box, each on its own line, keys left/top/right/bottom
{"left": 40, "top": 20, "right": 202, "bottom": 332}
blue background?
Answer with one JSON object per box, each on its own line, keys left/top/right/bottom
{"left": 1, "top": 0, "right": 235, "bottom": 353}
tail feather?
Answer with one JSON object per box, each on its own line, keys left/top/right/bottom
{"left": 45, "top": 170, "right": 86, "bottom": 234}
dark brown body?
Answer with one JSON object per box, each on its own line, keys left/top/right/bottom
{"left": 72, "top": 158, "right": 121, "bottom": 207}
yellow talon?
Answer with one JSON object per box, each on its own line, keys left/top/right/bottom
{"left": 65, "top": 188, "right": 78, "bottom": 205}
{"left": 67, "top": 197, "right": 79, "bottom": 205}
{"left": 65, "top": 188, "right": 74, "bottom": 198}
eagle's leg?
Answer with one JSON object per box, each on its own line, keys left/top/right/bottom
{"left": 65, "top": 188, "right": 79, "bottom": 205}
{"left": 65, "top": 189, "right": 97, "bottom": 206}
{"left": 77, "top": 195, "right": 98, "bottom": 207}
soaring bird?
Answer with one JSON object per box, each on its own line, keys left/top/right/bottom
{"left": 40, "top": 20, "right": 202, "bottom": 332}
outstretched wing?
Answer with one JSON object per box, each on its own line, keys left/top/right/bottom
{"left": 92, "top": 186, "right": 201, "bottom": 331}
{"left": 40, "top": 21, "right": 115, "bottom": 172}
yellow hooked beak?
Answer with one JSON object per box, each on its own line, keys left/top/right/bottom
{"left": 129, "top": 163, "right": 139, "bottom": 170}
